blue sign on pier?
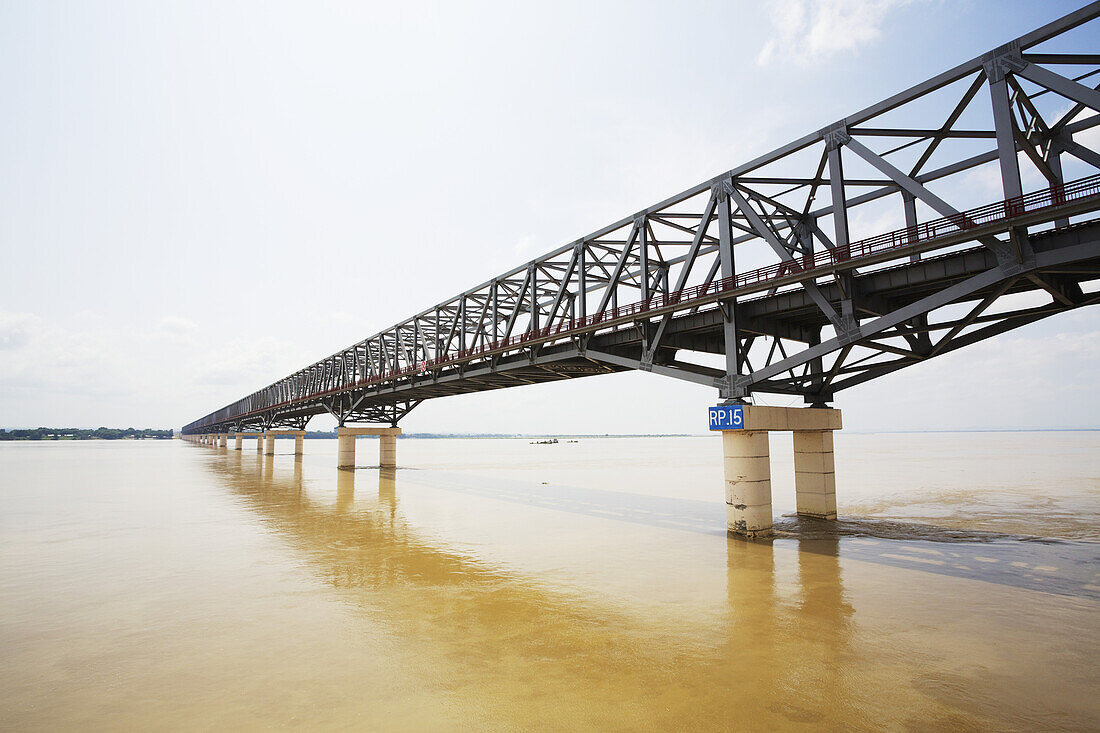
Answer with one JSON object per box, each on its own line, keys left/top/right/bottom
{"left": 708, "top": 404, "right": 744, "bottom": 431}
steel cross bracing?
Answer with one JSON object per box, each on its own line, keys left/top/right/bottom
{"left": 183, "top": 3, "right": 1100, "bottom": 435}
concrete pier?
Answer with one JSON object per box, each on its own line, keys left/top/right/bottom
{"left": 723, "top": 430, "right": 773, "bottom": 538}
{"left": 720, "top": 405, "right": 842, "bottom": 538}
{"left": 219, "top": 433, "right": 227, "bottom": 448}
{"left": 337, "top": 431, "right": 355, "bottom": 468}
{"left": 337, "top": 427, "right": 402, "bottom": 469}
{"left": 794, "top": 430, "right": 837, "bottom": 520}
{"left": 380, "top": 434, "right": 397, "bottom": 468}
{"left": 263, "top": 430, "right": 306, "bottom": 457}
{"left": 235, "top": 432, "right": 264, "bottom": 451}
{"left": 234, "top": 434, "right": 242, "bottom": 450}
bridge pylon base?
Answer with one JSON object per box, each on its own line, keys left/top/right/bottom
{"left": 263, "top": 430, "right": 307, "bottom": 456}
{"left": 721, "top": 406, "right": 842, "bottom": 538}
{"left": 337, "top": 427, "right": 402, "bottom": 469}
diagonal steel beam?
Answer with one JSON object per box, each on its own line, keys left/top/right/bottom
{"left": 1016, "top": 62, "right": 1100, "bottom": 113}
{"left": 747, "top": 265, "right": 1008, "bottom": 385}
{"left": 648, "top": 192, "right": 719, "bottom": 353}
{"left": 844, "top": 136, "right": 1007, "bottom": 254}
{"left": 595, "top": 222, "right": 640, "bottom": 315}
{"left": 1061, "top": 136, "right": 1100, "bottom": 169}
{"left": 728, "top": 184, "right": 845, "bottom": 330}
{"left": 909, "top": 72, "right": 988, "bottom": 177}
{"left": 585, "top": 349, "right": 719, "bottom": 387}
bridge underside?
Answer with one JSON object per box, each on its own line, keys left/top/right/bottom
{"left": 217, "top": 221, "right": 1099, "bottom": 434}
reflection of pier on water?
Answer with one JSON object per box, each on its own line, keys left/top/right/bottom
{"left": 202, "top": 452, "right": 860, "bottom": 729}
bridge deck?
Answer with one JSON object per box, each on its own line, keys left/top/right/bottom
{"left": 206, "top": 217, "right": 1100, "bottom": 430}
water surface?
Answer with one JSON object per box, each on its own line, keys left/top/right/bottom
{"left": 1, "top": 433, "right": 1097, "bottom": 730}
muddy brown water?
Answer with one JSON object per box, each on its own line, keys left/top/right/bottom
{"left": 1, "top": 433, "right": 1097, "bottom": 730}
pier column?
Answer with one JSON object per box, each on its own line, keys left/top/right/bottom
{"left": 264, "top": 432, "right": 275, "bottom": 456}
{"left": 256, "top": 434, "right": 263, "bottom": 452}
{"left": 337, "top": 429, "right": 356, "bottom": 469}
{"left": 723, "top": 431, "right": 773, "bottom": 538}
{"left": 295, "top": 433, "right": 304, "bottom": 456}
{"left": 219, "top": 433, "right": 227, "bottom": 448}
{"left": 380, "top": 434, "right": 397, "bottom": 469}
{"left": 794, "top": 431, "right": 837, "bottom": 519}
{"left": 338, "top": 427, "right": 401, "bottom": 469}
{"left": 234, "top": 434, "right": 242, "bottom": 450}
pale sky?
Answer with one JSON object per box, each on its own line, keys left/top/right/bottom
{"left": 2, "top": 0, "right": 1098, "bottom": 434}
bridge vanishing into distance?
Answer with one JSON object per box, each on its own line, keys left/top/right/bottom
{"left": 184, "top": 4, "right": 1100, "bottom": 537}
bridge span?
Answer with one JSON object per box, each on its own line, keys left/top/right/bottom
{"left": 184, "top": 4, "right": 1100, "bottom": 537}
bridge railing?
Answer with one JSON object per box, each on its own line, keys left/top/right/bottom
{"left": 408, "top": 174, "right": 1100, "bottom": 371}
{"left": 185, "top": 173, "right": 1100, "bottom": 431}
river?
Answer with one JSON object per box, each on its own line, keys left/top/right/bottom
{"left": 1, "top": 433, "right": 1097, "bottom": 730}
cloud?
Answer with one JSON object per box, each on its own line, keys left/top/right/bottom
{"left": 195, "top": 337, "right": 301, "bottom": 387}
{"left": 513, "top": 234, "right": 539, "bottom": 258}
{"left": 756, "top": 0, "right": 929, "bottom": 68}
{"left": 0, "top": 308, "right": 304, "bottom": 427}
{"left": 156, "top": 315, "right": 199, "bottom": 336}
{"left": 0, "top": 309, "right": 122, "bottom": 397}
{"left": 0, "top": 310, "right": 39, "bottom": 350}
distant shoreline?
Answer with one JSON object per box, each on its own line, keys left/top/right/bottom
{"left": 0, "top": 428, "right": 172, "bottom": 441}
{"left": 2, "top": 428, "right": 1096, "bottom": 443}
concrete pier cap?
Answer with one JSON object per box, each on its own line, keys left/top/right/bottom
{"left": 235, "top": 431, "right": 264, "bottom": 451}
{"left": 262, "top": 430, "right": 307, "bottom": 456}
{"left": 720, "top": 405, "right": 841, "bottom": 539}
{"left": 337, "top": 426, "right": 402, "bottom": 470}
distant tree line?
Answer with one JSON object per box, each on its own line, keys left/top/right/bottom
{"left": 0, "top": 428, "right": 174, "bottom": 441}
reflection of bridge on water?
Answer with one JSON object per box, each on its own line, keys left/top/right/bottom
{"left": 205, "top": 450, "right": 861, "bottom": 727}
{"left": 202, "top": 450, "right": 1099, "bottom": 725}
{"left": 186, "top": 5, "right": 1100, "bottom": 539}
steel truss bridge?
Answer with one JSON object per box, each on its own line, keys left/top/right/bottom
{"left": 183, "top": 4, "right": 1100, "bottom": 436}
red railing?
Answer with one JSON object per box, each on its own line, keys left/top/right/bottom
{"left": 194, "top": 173, "right": 1100, "bottom": 428}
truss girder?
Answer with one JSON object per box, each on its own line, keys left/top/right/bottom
{"left": 183, "top": 6, "right": 1100, "bottom": 434}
